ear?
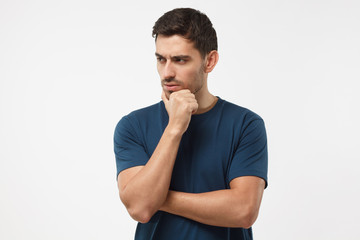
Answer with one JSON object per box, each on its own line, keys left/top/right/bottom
{"left": 204, "top": 50, "right": 219, "bottom": 73}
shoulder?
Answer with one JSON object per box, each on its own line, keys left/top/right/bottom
{"left": 121, "top": 101, "right": 163, "bottom": 122}
{"left": 115, "top": 101, "right": 164, "bottom": 133}
{"left": 127, "top": 101, "right": 164, "bottom": 120}
{"left": 219, "top": 98, "right": 264, "bottom": 125}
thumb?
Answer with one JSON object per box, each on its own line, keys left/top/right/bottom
{"left": 161, "top": 90, "right": 169, "bottom": 105}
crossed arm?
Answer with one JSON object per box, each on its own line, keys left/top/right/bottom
{"left": 117, "top": 90, "right": 265, "bottom": 228}
{"left": 160, "top": 177, "right": 265, "bottom": 228}
{"left": 118, "top": 162, "right": 264, "bottom": 228}
{"left": 117, "top": 124, "right": 265, "bottom": 228}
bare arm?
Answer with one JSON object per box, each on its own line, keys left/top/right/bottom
{"left": 159, "top": 176, "right": 265, "bottom": 228}
{"left": 117, "top": 90, "right": 198, "bottom": 223}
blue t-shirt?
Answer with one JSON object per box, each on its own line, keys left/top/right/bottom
{"left": 114, "top": 97, "right": 268, "bottom": 240}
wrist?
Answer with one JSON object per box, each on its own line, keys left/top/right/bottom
{"left": 160, "top": 190, "right": 175, "bottom": 212}
{"left": 164, "top": 124, "right": 184, "bottom": 137}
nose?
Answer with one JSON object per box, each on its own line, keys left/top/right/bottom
{"left": 163, "top": 61, "right": 175, "bottom": 80}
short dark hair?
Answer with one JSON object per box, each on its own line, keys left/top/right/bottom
{"left": 152, "top": 8, "right": 218, "bottom": 58}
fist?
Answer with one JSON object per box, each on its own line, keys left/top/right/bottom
{"left": 161, "top": 90, "right": 198, "bottom": 134}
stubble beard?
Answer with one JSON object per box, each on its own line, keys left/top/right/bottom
{"left": 161, "top": 63, "right": 206, "bottom": 96}
{"left": 192, "top": 63, "right": 206, "bottom": 95}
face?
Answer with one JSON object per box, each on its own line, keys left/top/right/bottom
{"left": 155, "top": 34, "right": 206, "bottom": 99}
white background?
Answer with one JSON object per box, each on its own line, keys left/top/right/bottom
{"left": 1, "top": 0, "right": 359, "bottom": 239}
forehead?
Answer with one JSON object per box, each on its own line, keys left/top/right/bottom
{"left": 155, "top": 35, "right": 201, "bottom": 58}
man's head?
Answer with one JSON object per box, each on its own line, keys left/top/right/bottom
{"left": 153, "top": 8, "right": 219, "bottom": 99}
{"left": 152, "top": 8, "right": 217, "bottom": 59}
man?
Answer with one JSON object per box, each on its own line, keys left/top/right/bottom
{"left": 114, "top": 8, "right": 268, "bottom": 240}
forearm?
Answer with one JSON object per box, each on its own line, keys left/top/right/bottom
{"left": 120, "top": 126, "right": 182, "bottom": 222}
{"left": 160, "top": 189, "right": 261, "bottom": 228}
{"left": 119, "top": 90, "right": 198, "bottom": 223}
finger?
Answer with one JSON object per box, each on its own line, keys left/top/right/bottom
{"left": 161, "top": 90, "right": 169, "bottom": 104}
{"left": 190, "top": 102, "right": 199, "bottom": 114}
{"left": 182, "top": 91, "right": 195, "bottom": 98}
{"left": 177, "top": 89, "right": 191, "bottom": 94}
{"left": 175, "top": 90, "right": 195, "bottom": 100}
{"left": 189, "top": 93, "right": 196, "bottom": 99}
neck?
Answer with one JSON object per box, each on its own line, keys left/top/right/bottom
{"left": 194, "top": 90, "right": 218, "bottom": 115}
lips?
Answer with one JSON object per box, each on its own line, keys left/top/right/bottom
{"left": 164, "top": 84, "right": 181, "bottom": 91}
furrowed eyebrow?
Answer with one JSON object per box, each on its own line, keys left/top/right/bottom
{"left": 172, "top": 55, "right": 190, "bottom": 60}
{"left": 155, "top": 53, "right": 191, "bottom": 60}
{"left": 155, "top": 53, "right": 163, "bottom": 58}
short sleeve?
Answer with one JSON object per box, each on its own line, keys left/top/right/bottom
{"left": 114, "top": 116, "right": 149, "bottom": 179}
{"left": 227, "top": 119, "right": 268, "bottom": 188}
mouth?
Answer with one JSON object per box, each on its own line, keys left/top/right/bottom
{"left": 164, "top": 84, "right": 181, "bottom": 92}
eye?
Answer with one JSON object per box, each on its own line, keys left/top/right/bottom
{"left": 175, "top": 58, "right": 186, "bottom": 63}
{"left": 157, "top": 57, "right": 166, "bottom": 63}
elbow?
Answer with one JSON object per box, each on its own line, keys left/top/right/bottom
{"left": 119, "top": 192, "right": 155, "bottom": 223}
{"left": 240, "top": 215, "right": 256, "bottom": 229}
{"left": 127, "top": 207, "right": 153, "bottom": 223}
{"left": 235, "top": 206, "right": 259, "bottom": 229}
